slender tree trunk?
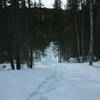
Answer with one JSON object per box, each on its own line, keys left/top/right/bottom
{"left": 29, "top": 46, "right": 33, "bottom": 68}
{"left": 27, "top": 47, "right": 33, "bottom": 68}
{"left": 10, "top": 55, "right": 15, "bottom": 70}
{"left": 80, "top": 0, "right": 85, "bottom": 63}
{"left": 16, "top": 47, "right": 21, "bottom": 70}
{"left": 15, "top": 8, "right": 21, "bottom": 70}
{"left": 89, "top": 0, "right": 94, "bottom": 65}
{"left": 21, "top": 59, "right": 24, "bottom": 69}
{"left": 74, "top": 15, "right": 80, "bottom": 63}
{"left": 58, "top": 46, "right": 62, "bottom": 63}
{"left": 28, "top": 0, "right": 31, "bottom": 8}
{"left": 21, "top": 0, "right": 26, "bottom": 8}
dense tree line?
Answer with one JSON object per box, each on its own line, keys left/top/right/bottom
{"left": 0, "top": 0, "right": 100, "bottom": 69}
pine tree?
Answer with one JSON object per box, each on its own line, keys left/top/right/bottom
{"left": 67, "top": 0, "right": 79, "bottom": 11}
{"left": 21, "top": 0, "right": 26, "bottom": 8}
{"left": 67, "top": 0, "right": 80, "bottom": 62}
{"left": 0, "top": 0, "right": 3, "bottom": 8}
{"left": 33, "top": 1, "right": 37, "bottom": 8}
{"left": 38, "top": 0, "right": 43, "bottom": 8}
{"left": 80, "top": 0, "right": 86, "bottom": 62}
{"left": 53, "top": 0, "right": 62, "bottom": 10}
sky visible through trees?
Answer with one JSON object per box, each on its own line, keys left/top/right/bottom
{"left": 34, "top": 0, "right": 66, "bottom": 8}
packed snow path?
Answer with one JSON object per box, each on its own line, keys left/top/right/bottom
{"left": 26, "top": 68, "right": 58, "bottom": 100}
{"left": 0, "top": 63, "right": 100, "bottom": 100}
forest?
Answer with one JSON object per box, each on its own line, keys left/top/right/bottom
{"left": 0, "top": 0, "right": 100, "bottom": 70}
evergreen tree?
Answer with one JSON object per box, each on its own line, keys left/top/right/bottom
{"left": 0, "top": 0, "right": 2, "bottom": 8}
{"left": 38, "top": 0, "right": 43, "bottom": 8}
{"left": 53, "top": 0, "right": 62, "bottom": 10}
{"left": 33, "top": 1, "right": 38, "bottom": 8}
{"left": 21, "top": 0, "right": 26, "bottom": 8}
{"left": 67, "top": 0, "right": 79, "bottom": 11}
{"left": 67, "top": 0, "right": 81, "bottom": 62}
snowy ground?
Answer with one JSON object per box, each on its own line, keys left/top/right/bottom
{"left": 0, "top": 62, "right": 100, "bottom": 100}
{"left": 0, "top": 43, "right": 100, "bottom": 100}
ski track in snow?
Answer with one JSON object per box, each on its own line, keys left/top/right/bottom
{"left": 26, "top": 66, "right": 67, "bottom": 100}
{"left": 26, "top": 68, "right": 59, "bottom": 100}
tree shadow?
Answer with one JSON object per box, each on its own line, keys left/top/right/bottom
{"left": 92, "top": 65, "right": 100, "bottom": 68}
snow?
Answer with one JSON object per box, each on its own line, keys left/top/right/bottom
{"left": 0, "top": 62, "right": 100, "bottom": 100}
{"left": 0, "top": 44, "right": 100, "bottom": 100}
{"left": 35, "top": 42, "right": 58, "bottom": 68}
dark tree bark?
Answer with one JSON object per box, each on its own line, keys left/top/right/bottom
{"left": 80, "top": 0, "right": 85, "bottom": 62}
{"left": 28, "top": 0, "right": 31, "bottom": 8}
{"left": 16, "top": 45, "right": 21, "bottom": 70}
{"left": 74, "top": 15, "right": 80, "bottom": 63}
{"left": 29, "top": 47, "right": 33, "bottom": 68}
{"left": 10, "top": 55, "right": 15, "bottom": 70}
{"left": 89, "top": 0, "right": 94, "bottom": 65}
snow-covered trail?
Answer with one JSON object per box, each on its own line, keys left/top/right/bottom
{"left": 0, "top": 63, "right": 100, "bottom": 100}
{"left": 26, "top": 66, "right": 67, "bottom": 100}
{"left": 26, "top": 64, "right": 100, "bottom": 100}
{"left": 26, "top": 68, "right": 58, "bottom": 100}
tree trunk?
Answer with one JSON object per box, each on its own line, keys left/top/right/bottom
{"left": 16, "top": 47, "right": 21, "bottom": 70}
{"left": 58, "top": 44, "right": 62, "bottom": 63}
{"left": 27, "top": 47, "right": 33, "bottom": 68}
{"left": 28, "top": 0, "right": 31, "bottom": 8}
{"left": 29, "top": 47, "right": 33, "bottom": 68}
{"left": 89, "top": 0, "right": 94, "bottom": 65}
{"left": 10, "top": 55, "right": 15, "bottom": 70}
{"left": 74, "top": 15, "right": 80, "bottom": 63}
{"left": 80, "top": 0, "right": 85, "bottom": 63}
